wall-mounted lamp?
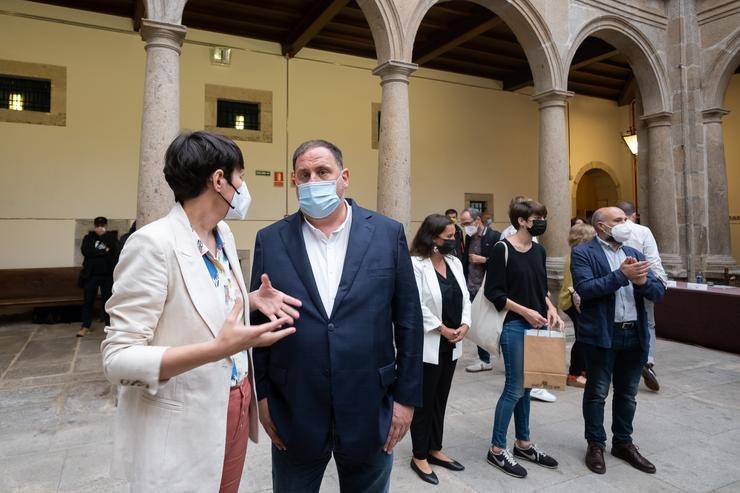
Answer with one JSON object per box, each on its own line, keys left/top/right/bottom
{"left": 622, "top": 131, "right": 638, "bottom": 155}
{"left": 211, "top": 47, "right": 232, "bottom": 66}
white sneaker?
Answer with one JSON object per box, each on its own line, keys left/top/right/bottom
{"left": 530, "top": 388, "right": 556, "bottom": 402}
{"left": 465, "top": 360, "right": 493, "bottom": 372}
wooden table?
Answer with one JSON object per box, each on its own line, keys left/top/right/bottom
{"left": 654, "top": 281, "right": 740, "bottom": 354}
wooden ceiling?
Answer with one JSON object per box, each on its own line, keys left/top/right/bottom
{"left": 33, "top": 0, "right": 641, "bottom": 103}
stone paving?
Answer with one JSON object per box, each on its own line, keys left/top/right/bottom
{"left": 1, "top": 319, "right": 739, "bottom": 492}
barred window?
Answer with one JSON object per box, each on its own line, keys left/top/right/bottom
{"left": 217, "top": 100, "right": 259, "bottom": 131}
{"left": 0, "top": 75, "right": 51, "bottom": 112}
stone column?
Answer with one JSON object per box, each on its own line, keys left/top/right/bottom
{"left": 136, "top": 17, "right": 187, "bottom": 227}
{"left": 532, "top": 90, "right": 572, "bottom": 274}
{"left": 635, "top": 98, "right": 650, "bottom": 227}
{"left": 641, "top": 111, "right": 684, "bottom": 276}
{"left": 372, "top": 60, "right": 417, "bottom": 231}
{"left": 702, "top": 107, "right": 737, "bottom": 273}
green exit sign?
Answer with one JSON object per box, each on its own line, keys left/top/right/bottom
{"left": 255, "top": 170, "right": 271, "bottom": 176}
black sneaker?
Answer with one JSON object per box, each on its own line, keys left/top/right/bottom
{"left": 642, "top": 364, "right": 660, "bottom": 391}
{"left": 487, "top": 448, "right": 527, "bottom": 478}
{"left": 513, "top": 443, "right": 559, "bottom": 469}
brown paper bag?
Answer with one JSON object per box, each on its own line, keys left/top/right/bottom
{"left": 523, "top": 329, "right": 567, "bottom": 391}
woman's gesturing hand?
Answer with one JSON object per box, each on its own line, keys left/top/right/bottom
{"left": 249, "top": 273, "right": 302, "bottom": 323}
{"left": 216, "top": 297, "right": 296, "bottom": 356}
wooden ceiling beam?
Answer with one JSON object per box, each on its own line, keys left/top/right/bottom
{"left": 414, "top": 15, "right": 503, "bottom": 65}
{"left": 282, "top": 0, "right": 350, "bottom": 57}
{"left": 571, "top": 49, "right": 620, "bottom": 71}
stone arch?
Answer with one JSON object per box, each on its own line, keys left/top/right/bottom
{"left": 571, "top": 161, "right": 622, "bottom": 216}
{"left": 404, "top": 0, "right": 564, "bottom": 93}
{"left": 355, "top": 0, "right": 400, "bottom": 63}
{"left": 566, "top": 16, "right": 671, "bottom": 115}
{"left": 703, "top": 30, "right": 740, "bottom": 110}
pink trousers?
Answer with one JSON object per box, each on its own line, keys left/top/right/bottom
{"left": 219, "top": 378, "right": 252, "bottom": 493}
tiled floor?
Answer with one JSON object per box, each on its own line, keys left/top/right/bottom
{"left": 1, "top": 320, "right": 739, "bottom": 492}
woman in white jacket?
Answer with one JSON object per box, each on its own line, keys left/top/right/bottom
{"left": 101, "top": 131, "right": 300, "bottom": 493}
{"left": 408, "top": 214, "right": 472, "bottom": 485}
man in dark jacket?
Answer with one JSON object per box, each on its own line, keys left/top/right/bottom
{"left": 459, "top": 208, "right": 500, "bottom": 372}
{"left": 78, "top": 216, "right": 117, "bottom": 337}
{"left": 571, "top": 207, "right": 665, "bottom": 476}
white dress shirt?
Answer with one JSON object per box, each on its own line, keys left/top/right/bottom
{"left": 597, "top": 237, "right": 638, "bottom": 322}
{"left": 622, "top": 220, "right": 668, "bottom": 285}
{"left": 302, "top": 201, "right": 353, "bottom": 317}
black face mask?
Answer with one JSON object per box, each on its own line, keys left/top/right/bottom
{"left": 437, "top": 239, "right": 457, "bottom": 255}
{"left": 527, "top": 219, "right": 547, "bottom": 237}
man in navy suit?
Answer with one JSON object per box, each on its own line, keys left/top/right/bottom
{"left": 250, "top": 140, "right": 423, "bottom": 493}
{"left": 571, "top": 207, "right": 665, "bottom": 476}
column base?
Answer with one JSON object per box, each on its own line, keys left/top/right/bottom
{"left": 703, "top": 254, "right": 740, "bottom": 280}
{"left": 546, "top": 256, "right": 566, "bottom": 305}
{"left": 659, "top": 253, "right": 687, "bottom": 280}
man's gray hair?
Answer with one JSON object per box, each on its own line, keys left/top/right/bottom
{"left": 462, "top": 208, "right": 481, "bottom": 221}
{"left": 615, "top": 200, "right": 636, "bottom": 216}
{"left": 591, "top": 208, "right": 606, "bottom": 227}
{"left": 292, "top": 139, "right": 343, "bottom": 170}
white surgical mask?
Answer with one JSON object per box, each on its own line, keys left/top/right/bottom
{"left": 297, "top": 179, "right": 341, "bottom": 219}
{"left": 463, "top": 225, "right": 477, "bottom": 237}
{"left": 224, "top": 181, "right": 252, "bottom": 220}
{"left": 607, "top": 222, "right": 632, "bottom": 243}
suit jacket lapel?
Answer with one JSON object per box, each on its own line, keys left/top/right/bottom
{"left": 279, "top": 214, "right": 328, "bottom": 320}
{"left": 170, "top": 204, "right": 224, "bottom": 338}
{"left": 332, "top": 204, "right": 375, "bottom": 313}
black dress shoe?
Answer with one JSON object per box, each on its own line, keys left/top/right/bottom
{"left": 611, "top": 443, "right": 656, "bottom": 473}
{"left": 585, "top": 442, "right": 606, "bottom": 474}
{"left": 410, "top": 459, "right": 439, "bottom": 485}
{"left": 428, "top": 455, "right": 465, "bottom": 471}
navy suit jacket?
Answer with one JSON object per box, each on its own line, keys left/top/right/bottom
{"left": 570, "top": 237, "right": 665, "bottom": 363}
{"left": 250, "top": 200, "right": 423, "bottom": 461}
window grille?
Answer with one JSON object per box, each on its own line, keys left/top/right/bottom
{"left": 0, "top": 75, "right": 51, "bottom": 112}
{"left": 217, "top": 100, "right": 259, "bottom": 131}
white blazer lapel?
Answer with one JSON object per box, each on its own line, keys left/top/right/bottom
{"left": 422, "top": 258, "right": 442, "bottom": 317}
{"left": 169, "top": 205, "right": 225, "bottom": 338}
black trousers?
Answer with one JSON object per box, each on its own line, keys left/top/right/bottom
{"left": 410, "top": 348, "right": 457, "bottom": 460}
{"left": 565, "top": 306, "right": 587, "bottom": 376}
{"left": 81, "top": 274, "right": 113, "bottom": 328}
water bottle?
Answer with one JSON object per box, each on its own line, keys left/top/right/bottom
{"left": 695, "top": 271, "right": 705, "bottom": 284}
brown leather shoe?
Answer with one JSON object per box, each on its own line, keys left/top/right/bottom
{"left": 585, "top": 442, "right": 606, "bottom": 474}
{"left": 611, "top": 443, "right": 656, "bottom": 473}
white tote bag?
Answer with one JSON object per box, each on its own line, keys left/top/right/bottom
{"left": 468, "top": 241, "right": 508, "bottom": 356}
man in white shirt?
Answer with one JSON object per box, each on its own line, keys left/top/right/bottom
{"left": 499, "top": 196, "right": 556, "bottom": 403}
{"left": 615, "top": 201, "right": 667, "bottom": 391}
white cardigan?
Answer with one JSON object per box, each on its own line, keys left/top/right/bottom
{"left": 101, "top": 204, "right": 258, "bottom": 493}
{"left": 411, "top": 255, "right": 472, "bottom": 364}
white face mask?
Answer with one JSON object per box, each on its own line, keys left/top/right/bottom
{"left": 607, "top": 221, "right": 632, "bottom": 243}
{"left": 223, "top": 181, "right": 252, "bottom": 220}
{"left": 463, "top": 225, "right": 477, "bottom": 237}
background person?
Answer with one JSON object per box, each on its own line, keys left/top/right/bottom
{"left": 408, "top": 214, "right": 471, "bottom": 485}
{"left": 78, "top": 216, "right": 117, "bottom": 337}
{"left": 459, "top": 208, "right": 500, "bottom": 373}
{"left": 615, "top": 200, "right": 667, "bottom": 392}
{"left": 559, "top": 223, "right": 597, "bottom": 388}
{"left": 445, "top": 208, "right": 465, "bottom": 261}
{"left": 484, "top": 199, "right": 563, "bottom": 479}
{"left": 250, "top": 140, "right": 423, "bottom": 493}
{"left": 101, "top": 131, "right": 299, "bottom": 493}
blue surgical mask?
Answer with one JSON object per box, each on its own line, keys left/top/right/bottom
{"left": 297, "top": 179, "right": 341, "bottom": 219}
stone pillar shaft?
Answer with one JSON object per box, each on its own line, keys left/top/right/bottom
{"left": 641, "top": 111, "right": 683, "bottom": 273}
{"left": 533, "top": 90, "right": 572, "bottom": 262}
{"left": 702, "top": 108, "right": 736, "bottom": 272}
{"left": 137, "top": 19, "right": 186, "bottom": 227}
{"left": 372, "top": 60, "right": 417, "bottom": 231}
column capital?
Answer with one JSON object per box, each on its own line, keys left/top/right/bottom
{"left": 640, "top": 111, "right": 673, "bottom": 128}
{"left": 372, "top": 60, "right": 418, "bottom": 85}
{"left": 701, "top": 107, "right": 730, "bottom": 124}
{"left": 531, "top": 89, "right": 573, "bottom": 109}
{"left": 140, "top": 19, "right": 187, "bottom": 55}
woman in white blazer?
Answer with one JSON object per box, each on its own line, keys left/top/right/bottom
{"left": 101, "top": 132, "right": 300, "bottom": 493}
{"left": 407, "top": 214, "right": 472, "bottom": 485}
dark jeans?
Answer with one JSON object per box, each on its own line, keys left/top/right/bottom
{"left": 81, "top": 274, "right": 112, "bottom": 328}
{"left": 410, "top": 349, "right": 457, "bottom": 459}
{"left": 476, "top": 346, "right": 491, "bottom": 364}
{"left": 564, "top": 306, "right": 586, "bottom": 376}
{"left": 271, "top": 444, "right": 393, "bottom": 493}
{"left": 582, "top": 326, "right": 643, "bottom": 447}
